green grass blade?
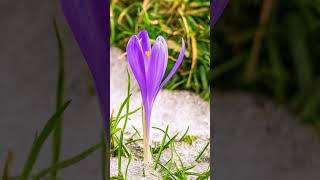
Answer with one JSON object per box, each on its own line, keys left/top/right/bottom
{"left": 195, "top": 142, "right": 209, "bottom": 162}
{"left": 288, "top": 14, "right": 313, "bottom": 90}
{"left": 2, "top": 149, "right": 13, "bottom": 180}
{"left": 179, "top": 126, "right": 189, "bottom": 142}
{"left": 52, "top": 17, "right": 65, "bottom": 179}
{"left": 33, "top": 143, "right": 101, "bottom": 179}
{"left": 125, "top": 153, "right": 132, "bottom": 180}
{"left": 131, "top": 125, "right": 141, "bottom": 138}
{"left": 118, "top": 107, "right": 141, "bottom": 121}
{"left": 154, "top": 125, "right": 169, "bottom": 169}
{"left": 117, "top": 70, "right": 132, "bottom": 176}
{"left": 267, "top": 39, "right": 286, "bottom": 102}
{"left": 112, "top": 95, "right": 131, "bottom": 131}
{"left": 199, "top": 66, "right": 208, "bottom": 90}
{"left": 20, "top": 100, "right": 71, "bottom": 180}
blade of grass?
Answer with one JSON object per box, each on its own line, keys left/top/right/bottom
{"left": 172, "top": 141, "right": 187, "bottom": 179}
{"left": 33, "top": 143, "right": 101, "bottom": 179}
{"left": 156, "top": 161, "right": 177, "bottom": 180}
{"left": 118, "top": 70, "right": 131, "bottom": 176}
{"left": 288, "top": 14, "right": 313, "bottom": 90}
{"left": 20, "top": 100, "right": 71, "bottom": 180}
{"left": 267, "top": 39, "right": 286, "bottom": 102}
{"left": 195, "top": 142, "right": 209, "bottom": 162}
{"left": 164, "top": 141, "right": 174, "bottom": 179}
{"left": 199, "top": 66, "right": 208, "bottom": 90}
{"left": 132, "top": 125, "right": 141, "bottom": 137}
{"left": 154, "top": 125, "right": 169, "bottom": 169}
{"left": 125, "top": 153, "right": 132, "bottom": 180}
{"left": 51, "top": 17, "right": 65, "bottom": 179}
{"left": 112, "top": 94, "right": 131, "bottom": 131}
{"left": 179, "top": 126, "right": 189, "bottom": 141}
{"left": 118, "top": 107, "right": 141, "bottom": 121}
{"left": 152, "top": 126, "right": 171, "bottom": 139}
{"left": 2, "top": 149, "right": 13, "bottom": 180}
{"left": 162, "top": 133, "right": 179, "bottom": 151}
{"left": 125, "top": 138, "right": 143, "bottom": 145}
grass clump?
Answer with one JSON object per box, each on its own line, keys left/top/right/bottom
{"left": 111, "top": 0, "right": 210, "bottom": 100}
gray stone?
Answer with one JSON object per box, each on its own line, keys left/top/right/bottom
{"left": 214, "top": 92, "right": 320, "bottom": 180}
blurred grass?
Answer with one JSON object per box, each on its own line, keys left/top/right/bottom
{"left": 212, "top": 0, "right": 320, "bottom": 125}
{"left": 52, "top": 17, "right": 65, "bottom": 179}
{"left": 111, "top": 0, "right": 210, "bottom": 100}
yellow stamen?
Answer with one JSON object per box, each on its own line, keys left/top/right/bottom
{"left": 145, "top": 51, "right": 150, "bottom": 59}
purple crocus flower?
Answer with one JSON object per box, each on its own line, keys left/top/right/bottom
{"left": 58, "top": 0, "right": 109, "bottom": 136}
{"left": 211, "top": 0, "right": 229, "bottom": 27}
{"left": 127, "top": 30, "right": 185, "bottom": 163}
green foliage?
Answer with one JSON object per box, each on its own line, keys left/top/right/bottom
{"left": 1, "top": 18, "right": 101, "bottom": 180}
{"left": 111, "top": 0, "right": 210, "bottom": 100}
{"left": 33, "top": 143, "right": 101, "bottom": 179}
{"left": 213, "top": 0, "right": 320, "bottom": 125}
{"left": 20, "top": 100, "right": 71, "bottom": 180}
{"left": 52, "top": 17, "right": 66, "bottom": 179}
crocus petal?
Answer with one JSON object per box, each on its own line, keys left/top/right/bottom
{"left": 138, "top": 30, "right": 151, "bottom": 54}
{"left": 59, "top": 0, "right": 109, "bottom": 132}
{"left": 211, "top": 0, "right": 229, "bottom": 27}
{"left": 159, "top": 38, "right": 185, "bottom": 90}
{"left": 138, "top": 30, "right": 151, "bottom": 71}
{"left": 155, "top": 36, "right": 168, "bottom": 80}
{"left": 146, "top": 37, "right": 167, "bottom": 101}
{"left": 127, "top": 35, "right": 147, "bottom": 101}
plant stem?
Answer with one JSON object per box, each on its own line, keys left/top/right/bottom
{"left": 142, "top": 106, "right": 151, "bottom": 164}
{"left": 52, "top": 18, "right": 65, "bottom": 179}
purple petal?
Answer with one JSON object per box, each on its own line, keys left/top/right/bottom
{"left": 127, "top": 35, "right": 147, "bottom": 101}
{"left": 211, "top": 0, "right": 229, "bottom": 27}
{"left": 59, "top": 0, "right": 109, "bottom": 131}
{"left": 138, "top": 30, "right": 151, "bottom": 54}
{"left": 138, "top": 30, "right": 151, "bottom": 71}
{"left": 146, "top": 37, "right": 167, "bottom": 100}
{"left": 155, "top": 36, "right": 168, "bottom": 79}
{"left": 159, "top": 38, "right": 185, "bottom": 89}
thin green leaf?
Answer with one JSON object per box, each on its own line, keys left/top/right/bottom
{"left": 52, "top": 17, "right": 65, "bottom": 179}
{"left": 33, "top": 143, "right": 101, "bottom": 179}
{"left": 154, "top": 125, "right": 169, "bottom": 169}
{"left": 179, "top": 126, "right": 189, "bottom": 141}
{"left": 288, "top": 14, "right": 313, "bottom": 90}
{"left": 195, "top": 142, "right": 209, "bottom": 162}
{"left": 20, "top": 100, "right": 71, "bottom": 180}
{"left": 2, "top": 149, "right": 13, "bottom": 180}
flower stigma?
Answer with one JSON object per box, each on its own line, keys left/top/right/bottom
{"left": 145, "top": 51, "right": 151, "bottom": 59}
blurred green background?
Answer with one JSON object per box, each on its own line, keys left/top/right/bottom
{"left": 213, "top": 0, "right": 320, "bottom": 125}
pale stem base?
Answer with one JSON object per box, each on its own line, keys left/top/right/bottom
{"left": 142, "top": 107, "right": 152, "bottom": 164}
{"left": 143, "top": 132, "right": 151, "bottom": 164}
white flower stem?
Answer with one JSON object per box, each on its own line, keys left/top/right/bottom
{"left": 142, "top": 105, "right": 151, "bottom": 164}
